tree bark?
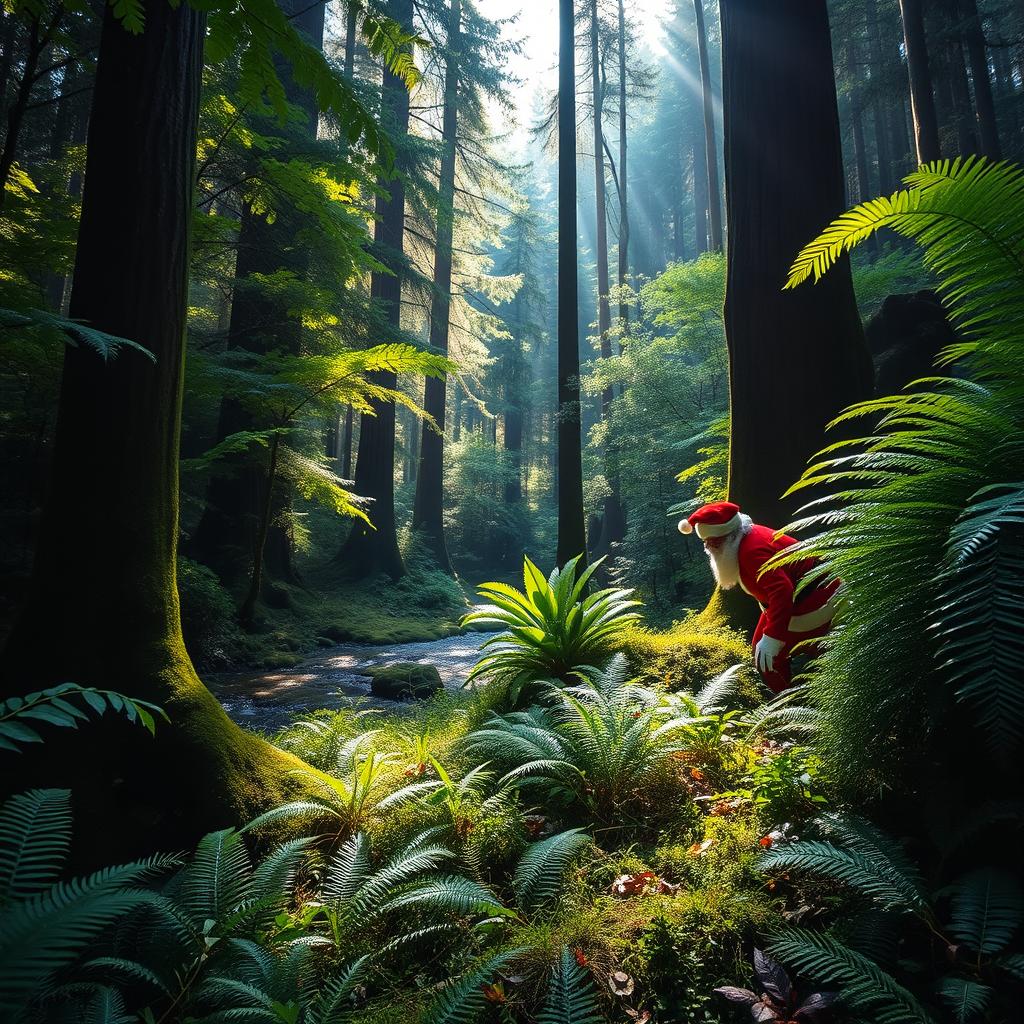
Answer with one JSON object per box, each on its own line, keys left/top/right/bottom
{"left": 720, "top": 0, "right": 873, "bottom": 530}
{"left": 959, "top": 0, "right": 1001, "bottom": 159}
{"left": 412, "top": 0, "right": 460, "bottom": 575}
{"left": 339, "top": 0, "right": 413, "bottom": 581}
{"left": 589, "top": 0, "right": 613, "bottom": 418}
{"left": 616, "top": 0, "right": 630, "bottom": 331}
{"left": 691, "top": 120, "right": 709, "bottom": 256}
{"left": 189, "top": 0, "right": 325, "bottom": 588}
{"left": 693, "top": 0, "right": 722, "bottom": 251}
{"left": 1, "top": 0, "right": 313, "bottom": 864}
{"left": 898, "top": 0, "right": 942, "bottom": 163}
{"left": 866, "top": 0, "right": 895, "bottom": 192}
{"left": 557, "top": 0, "right": 586, "bottom": 568}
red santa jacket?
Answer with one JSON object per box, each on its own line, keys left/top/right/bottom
{"left": 737, "top": 524, "right": 840, "bottom": 640}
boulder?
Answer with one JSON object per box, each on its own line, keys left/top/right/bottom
{"left": 368, "top": 662, "right": 443, "bottom": 701}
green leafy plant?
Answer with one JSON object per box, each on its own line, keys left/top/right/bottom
{"left": 0, "top": 788, "right": 181, "bottom": 1018}
{"left": 777, "top": 156, "right": 1024, "bottom": 792}
{"left": 244, "top": 730, "right": 401, "bottom": 840}
{"left": 462, "top": 555, "right": 641, "bottom": 701}
{"left": 465, "top": 656, "right": 689, "bottom": 823}
{"left": 760, "top": 813, "right": 1024, "bottom": 1023}
{"left": 0, "top": 683, "right": 167, "bottom": 753}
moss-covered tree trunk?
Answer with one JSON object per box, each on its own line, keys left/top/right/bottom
{"left": 339, "top": 0, "right": 413, "bottom": 581}
{"left": 0, "top": 0, "right": 316, "bottom": 865}
{"left": 720, "top": 0, "right": 873, "bottom": 530}
{"left": 412, "top": 0, "right": 460, "bottom": 575}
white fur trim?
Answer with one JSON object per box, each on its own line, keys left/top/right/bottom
{"left": 695, "top": 512, "right": 742, "bottom": 539}
{"left": 678, "top": 519, "right": 694, "bottom": 535}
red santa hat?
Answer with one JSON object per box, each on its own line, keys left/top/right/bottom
{"left": 678, "top": 501, "right": 742, "bottom": 539}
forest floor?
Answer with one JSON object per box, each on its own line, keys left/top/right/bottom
{"left": 208, "top": 628, "right": 496, "bottom": 731}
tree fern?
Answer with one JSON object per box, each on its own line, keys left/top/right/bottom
{"left": 537, "top": 946, "right": 603, "bottom": 1024}
{"left": 773, "top": 155, "right": 1024, "bottom": 793}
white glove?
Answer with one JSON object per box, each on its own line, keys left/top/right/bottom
{"left": 755, "top": 634, "right": 786, "bottom": 674}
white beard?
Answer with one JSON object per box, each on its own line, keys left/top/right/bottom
{"left": 706, "top": 533, "right": 742, "bottom": 590}
{"left": 704, "top": 515, "right": 753, "bottom": 591}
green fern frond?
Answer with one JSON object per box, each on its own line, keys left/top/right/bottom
{"left": 765, "top": 929, "right": 937, "bottom": 1024}
{"left": 936, "top": 977, "right": 992, "bottom": 1024}
{"left": 421, "top": 949, "right": 525, "bottom": 1024}
{"left": 0, "top": 789, "right": 72, "bottom": 904}
{"left": 945, "top": 868, "right": 1024, "bottom": 956}
{"left": 513, "top": 830, "right": 591, "bottom": 912}
{"left": 537, "top": 946, "right": 602, "bottom": 1024}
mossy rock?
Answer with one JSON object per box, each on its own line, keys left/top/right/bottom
{"left": 321, "top": 623, "right": 352, "bottom": 642}
{"left": 367, "top": 662, "right": 443, "bottom": 701}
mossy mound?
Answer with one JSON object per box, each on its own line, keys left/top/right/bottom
{"left": 368, "top": 662, "right": 443, "bottom": 701}
{"left": 624, "top": 605, "right": 749, "bottom": 692}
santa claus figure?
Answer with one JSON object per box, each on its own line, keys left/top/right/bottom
{"left": 678, "top": 501, "right": 839, "bottom": 692}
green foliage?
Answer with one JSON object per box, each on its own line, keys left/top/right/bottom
{"left": 776, "top": 156, "right": 1024, "bottom": 792}
{"left": 463, "top": 556, "right": 642, "bottom": 698}
{"left": 538, "top": 946, "right": 603, "bottom": 1024}
{"left": 513, "top": 830, "right": 593, "bottom": 912}
{"left": 0, "top": 307, "right": 154, "bottom": 362}
{"left": 760, "top": 813, "right": 1024, "bottom": 1024}
{"left": 0, "top": 683, "right": 167, "bottom": 753}
{"left": 177, "top": 557, "right": 242, "bottom": 668}
{"left": 0, "top": 789, "right": 181, "bottom": 1017}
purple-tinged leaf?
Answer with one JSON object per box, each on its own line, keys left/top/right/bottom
{"left": 751, "top": 1000, "right": 781, "bottom": 1023}
{"left": 795, "top": 991, "right": 840, "bottom": 1022}
{"left": 714, "top": 987, "right": 760, "bottom": 1007}
{"left": 755, "top": 948, "right": 793, "bottom": 1003}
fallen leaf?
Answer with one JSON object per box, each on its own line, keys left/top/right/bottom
{"left": 574, "top": 948, "right": 587, "bottom": 967}
{"left": 480, "top": 982, "right": 506, "bottom": 1003}
{"left": 609, "top": 971, "right": 635, "bottom": 997}
{"left": 688, "top": 839, "right": 714, "bottom": 856}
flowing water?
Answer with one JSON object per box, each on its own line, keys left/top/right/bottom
{"left": 207, "top": 630, "right": 497, "bottom": 733}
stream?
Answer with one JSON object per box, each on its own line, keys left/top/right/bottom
{"left": 208, "top": 630, "right": 497, "bottom": 733}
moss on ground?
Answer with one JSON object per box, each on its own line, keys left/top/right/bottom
{"left": 623, "top": 605, "right": 749, "bottom": 691}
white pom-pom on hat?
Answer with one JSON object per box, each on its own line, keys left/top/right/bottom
{"left": 678, "top": 518, "right": 693, "bottom": 535}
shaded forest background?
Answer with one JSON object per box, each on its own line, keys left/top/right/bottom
{"left": 1, "top": 0, "right": 1022, "bottom": 669}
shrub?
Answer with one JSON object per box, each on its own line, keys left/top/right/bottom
{"left": 463, "top": 555, "right": 642, "bottom": 701}
{"left": 177, "top": 556, "right": 241, "bottom": 667}
{"left": 623, "top": 610, "right": 748, "bottom": 694}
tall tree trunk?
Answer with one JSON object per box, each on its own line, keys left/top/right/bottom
{"left": 693, "top": 0, "right": 722, "bottom": 251}
{"left": 866, "top": 0, "right": 895, "bottom": 192}
{"left": 720, "top": 0, "right": 873, "bottom": 530}
{"left": 0, "top": 12, "right": 61, "bottom": 210}
{"left": 616, "top": 0, "right": 630, "bottom": 331}
{"left": 339, "top": 0, "right": 412, "bottom": 581}
{"left": 590, "top": 0, "right": 613, "bottom": 416}
{"left": 960, "top": 0, "right": 1001, "bottom": 159}
{"left": 189, "top": 0, "right": 325, "bottom": 588}
{"left": 412, "top": 0, "right": 459, "bottom": 574}
{"left": 692, "top": 124, "right": 709, "bottom": 255}
{"left": 340, "top": 403, "right": 354, "bottom": 478}
{"left": 898, "top": 0, "right": 942, "bottom": 163}
{"left": 0, "top": 0, "right": 312, "bottom": 863}
{"left": 557, "top": 0, "right": 586, "bottom": 568}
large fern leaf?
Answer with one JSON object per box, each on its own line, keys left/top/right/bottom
{"left": 537, "top": 946, "right": 603, "bottom": 1024}
{"left": 513, "top": 830, "right": 591, "bottom": 911}
{"left": 0, "top": 789, "right": 72, "bottom": 904}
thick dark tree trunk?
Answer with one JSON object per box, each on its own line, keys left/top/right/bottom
{"left": 720, "top": 0, "right": 873, "bottom": 529}
{"left": 190, "top": 0, "right": 325, "bottom": 590}
{"left": 0, "top": 0, "right": 312, "bottom": 864}
{"left": 694, "top": 0, "right": 722, "bottom": 252}
{"left": 341, "top": 403, "right": 354, "bottom": 479}
{"left": 556, "top": 0, "right": 586, "bottom": 568}
{"left": 412, "top": 0, "right": 460, "bottom": 575}
{"left": 339, "top": 0, "right": 413, "bottom": 581}
{"left": 960, "top": 0, "right": 1001, "bottom": 159}
{"left": 692, "top": 125, "right": 709, "bottom": 256}
{"left": 898, "top": 0, "right": 942, "bottom": 163}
